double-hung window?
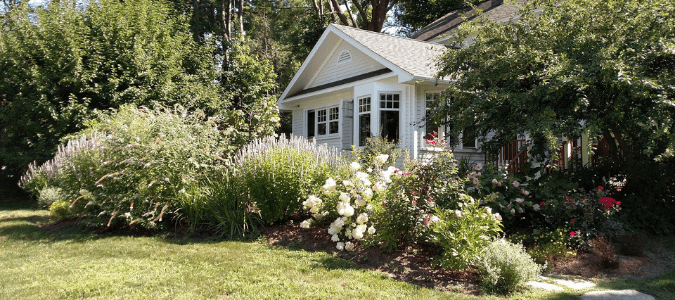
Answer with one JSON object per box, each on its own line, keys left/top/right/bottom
{"left": 308, "top": 106, "right": 339, "bottom": 138}
{"left": 379, "top": 93, "right": 400, "bottom": 143}
{"left": 358, "top": 96, "right": 371, "bottom": 146}
{"left": 424, "top": 92, "right": 476, "bottom": 149}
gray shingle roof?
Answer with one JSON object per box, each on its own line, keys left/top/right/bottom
{"left": 331, "top": 24, "right": 446, "bottom": 79}
{"left": 412, "top": 0, "right": 525, "bottom": 42}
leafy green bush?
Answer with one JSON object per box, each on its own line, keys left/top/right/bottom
{"left": 430, "top": 194, "right": 503, "bottom": 270}
{"left": 232, "top": 135, "right": 341, "bottom": 223}
{"left": 37, "top": 187, "right": 67, "bottom": 209}
{"left": 49, "top": 200, "right": 73, "bottom": 221}
{"left": 477, "top": 239, "right": 543, "bottom": 295}
{"left": 511, "top": 228, "right": 574, "bottom": 265}
{"left": 375, "top": 152, "right": 463, "bottom": 251}
{"left": 21, "top": 105, "right": 231, "bottom": 230}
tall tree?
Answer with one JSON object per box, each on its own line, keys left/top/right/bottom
{"left": 0, "top": 0, "right": 223, "bottom": 178}
{"left": 326, "top": 0, "right": 397, "bottom": 32}
{"left": 433, "top": 0, "right": 675, "bottom": 192}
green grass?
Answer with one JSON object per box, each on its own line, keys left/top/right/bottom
{"left": 0, "top": 197, "right": 671, "bottom": 300}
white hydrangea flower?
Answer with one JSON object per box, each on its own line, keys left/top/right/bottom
{"left": 356, "top": 213, "right": 369, "bottom": 224}
{"left": 343, "top": 204, "right": 354, "bottom": 217}
{"left": 355, "top": 197, "right": 366, "bottom": 207}
{"left": 350, "top": 161, "right": 361, "bottom": 170}
{"left": 515, "top": 198, "right": 524, "bottom": 204}
{"left": 492, "top": 178, "right": 499, "bottom": 185}
{"left": 373, "top": 181, "right": 386, "bottom": 193}
{"left": 366, "top": 168, "right": 373, "bottom": 173}
{"left": 455, "top": 210, "right": 462, "bottom": 218}
{"left": 336, "top": 242, "right": 345, "bottom": 251}
{"left": 374, "top": 154, "right": 389, "bottom": 165}
{"left": 323, "top": 178, "right": 337, "bottom": 191}
{"left": 360, "top": 177, "right": 372, "bottom": 187}
{"left": 362, "top": 188, "right": 373, "bottom": 199}
{"left": 345, "top": 241, "right": 355, "bottom": 251}
{"left": 339, "top": 193, "right": 350, "bottom": 203}
{"left": 494, "top": 213, "right": 503, "bottom": 221}
{"left": 300, "top": 220, "right": 311, "bottom": 228}
{"left": 355, "top": 172, "right": 369, "bottom": 179}
{"left": 510, "top": 208, "right": 516, "bottom": 215}
{"left": 486, "top": 207, "right": 492, "bottom": 214}
{"left": 343, "top": 180, "right": 353, "bottom": 187}
{"left": 431, "top": 215, "right": 440, "bottom": 223}
{"left": 532, "top": 204, "right": 540, "bottom": 211}
{"left": 381, "top": 166, "right": 397, "bottom": 183}
{"left": 331, "top": 234, "right": 340, "bottom": 242}
{"left": 352, "top": 224, "right": 367, "bottom": 240}
{"left": 367, "top": 226, "right": 376, "bottom": 235}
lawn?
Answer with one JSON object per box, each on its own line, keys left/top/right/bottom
{"left": 0, "top": 197, "right": 672, "bottom": 300}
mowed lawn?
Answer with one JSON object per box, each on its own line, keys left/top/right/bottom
{"left": 1, "top": 198, "right": 673, "bottom": 300}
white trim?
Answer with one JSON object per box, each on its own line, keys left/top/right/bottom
{"left": 280, "top": 73, "right": 396, "bottom": 106}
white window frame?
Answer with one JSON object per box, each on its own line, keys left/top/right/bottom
{"left": 313, "top": 105, "right": 340, "bottom": 139}
{"left": 357, "top": 96, "right": 372, "bottom": 147}
{"left": 378, "top": 92, "right": 400, "bottom": 143}
{"left": 423, "top": 91, "right": 478, "bottom": 151}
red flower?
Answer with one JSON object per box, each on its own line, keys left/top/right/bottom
{"left": 599, "top": 197, "right": 618, "bottom": 210}
{"left": 540, "top": 201, "right": 546, "bottom": 206}
{"left": 428, "top": 198, "right": 434, "bottom": 202}
{"left": 571, "top": 218, "right": 575, "bottom": 223}
{"left": 616, "top": 201, "right": 621, "bottom": 206}
{"left": 565, "top": 197, "right": 572, "bottom": 202}
{"left": 570, "top": 231, "right": 576, "bottom": 236}
{"left": 598, "top": 186, "right": 604, "bottom": 190}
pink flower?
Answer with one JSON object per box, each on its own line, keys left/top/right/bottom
{"left": 428, "top": 198, "right": 434, "bottom": 202}
{"left": 599, "top": 197, "right": 618, "bottom": 210}
{"left": 571, "top": 218, "right": 575, "bottom": 223}
{"left": 570, "top": 231, "right": 576, "bottom": 236}
{"left": 598, "top": 186, "right": 604, "bottom": 190}
{"left": 513, "top": 181, "right": 520, "bottom": 188}
{"left": 540, "top": 201, "right": 546, "bottom": 206}
{"left": 565, "top": 197, "right": 572, "bottom": 202}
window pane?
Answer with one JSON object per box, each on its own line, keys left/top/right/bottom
{"left": 307, "top": 110, "right": 315, "bottom": 138}
{"left": 329, "top": 107, "right": 339, "bottom": 120}
{"left": 318, "top": 123, "right": 326, "bottom": 135}
{"left": 329, "top": 121, "right": 339, "bottom": 134}
{"left": 380, "top": 110, "right": 399, "bottom": 143}
{"left": 359, "top": 113, "right": 370, "bottom": 146}
{"left": 359, "top": 97, "right": 371, "bottom": 113}
{"left": 463, "top": 127, "right": 477, "bottom": 148}
{"left": 317, "top": 109, "right": 326, "bottom": 122}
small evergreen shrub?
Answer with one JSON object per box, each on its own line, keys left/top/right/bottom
{"left": 38, "top": 187, "right": 67, "bottom": 209}
{"left": 477, "top": 239, "right": 543, "bottom": 295}
{"left": 49, "top": 200, "right": 73, "bottom": 221}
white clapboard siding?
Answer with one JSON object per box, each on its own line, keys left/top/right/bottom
{"left": 308, "top": 43, "right": 385, "bottom": 89}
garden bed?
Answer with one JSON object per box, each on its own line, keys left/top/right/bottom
{"left": 263, "top": 220, "right": 675, "bottom": 295}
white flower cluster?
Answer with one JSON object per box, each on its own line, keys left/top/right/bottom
{"left": 300, "top": 158, "right": 396, "bottom": 251}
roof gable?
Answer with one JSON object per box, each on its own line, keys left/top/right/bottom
{"left": 279, "top": 24, "right": 446, "bottom": 103}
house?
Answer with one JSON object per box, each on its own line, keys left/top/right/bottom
{"left": 278, "top": 0, "right": 587, "bottom": 169}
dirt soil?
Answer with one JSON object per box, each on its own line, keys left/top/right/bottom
{"left": 262, "top": 221, "right": 675, "bottom": 295}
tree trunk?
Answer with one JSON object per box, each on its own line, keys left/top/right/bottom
{"left": 237, "top": 0, "right": 244, "bottom": 38}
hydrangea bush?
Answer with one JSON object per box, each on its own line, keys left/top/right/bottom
{"left": 301, "top": 156, "right": 390, "bottom": 251}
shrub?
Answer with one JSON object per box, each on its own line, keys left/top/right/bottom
{"left": 351, "top": 136, "right": 404, "bottom": 169}
{"left": 375, "top": 152, "right": 463, "bottom": 251}
{"left": 512, "top": 228, "right": 574, "bottom": 265}
{"left": 232, "top": 135, "right": 341, "bottom": 223}
{"left": 49, "top": 200, "right": 73, "bottom": 221}
{"left": 431, "top": 194, "right": 503, "bottom": 270}
{"left": 477, "top": 239, "right": 543, "bottom": 295}
{"left": 21, "top": 104, "right": 231, "bottom": 230}
{"left": 302, "top": 159, "right": 389, "bottom": 251}
{"left": 37, "top": 187, "right": 67, "bottom": 209}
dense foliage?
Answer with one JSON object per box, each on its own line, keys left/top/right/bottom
{"left": 476, "top": 239, "right": 542, "bottom": 295}
{"left": 433, "top": 0, "right": 675, "bottom": 233}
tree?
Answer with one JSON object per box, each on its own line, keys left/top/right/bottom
{"left": 433, "top": 0, "right": 675, "bottom": 189}
{"left": 324, "top": 0, "right": 397, "bottom": 32}
{"left": 0, "top": 0, "right": 223, "bottom": 178}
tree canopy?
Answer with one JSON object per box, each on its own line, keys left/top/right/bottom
{"left": 433, "top": 0, "right": 675, "bottom": 170}
{"left": 0, "top": 0, "right": 280, "bottom": 178}
{"left": 393, "top": 0, "right": 479, "bottom": 37}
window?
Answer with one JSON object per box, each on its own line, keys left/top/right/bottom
{"left": 310, "top": 106, "right": 339, "bottom": 137}
{"left": 425, "top": 92, "right": 441, "bottom": 141}
{"left": 379, "top": 93, "right": 400, "bottom": 143}
{"left": 358, "top": 96, "right": 371, "bottom": 146}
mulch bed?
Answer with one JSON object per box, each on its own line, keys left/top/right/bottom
{"left": 262, "top": 221, "right": 675, "bottom": 295}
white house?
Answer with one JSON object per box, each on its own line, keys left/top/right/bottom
{"left": 278, "top": 0, "right": 576, "bottom": 168}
